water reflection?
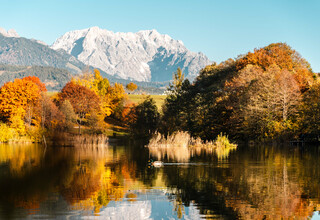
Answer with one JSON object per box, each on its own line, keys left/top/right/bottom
{"left": 148, "top": 145, "right": 236, "bottom": 163}
{"left": 160, "top": 146, "right": 320, "bottom": 219}
{"left": 0, "top": 143, "right": 203, "bottom": 219}
{"left": 1, "top": 143, "right": 320, "bottom": 219}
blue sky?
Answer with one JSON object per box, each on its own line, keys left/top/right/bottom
{"left": 1, "top": 0, "right": 319, "bottom": 72}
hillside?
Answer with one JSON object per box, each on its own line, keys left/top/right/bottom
{"left": 0, "top": 33, "right": 85, "bottom": 74}
{"left": 0, "top": 65, "right": 71, "bottom": 90}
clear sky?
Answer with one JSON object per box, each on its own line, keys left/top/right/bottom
{"left": 1, "top": 0, "right": 319, "bottom": 72}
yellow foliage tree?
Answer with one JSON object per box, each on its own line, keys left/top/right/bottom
{"left": 72, "top": 69, "right": 107, "bottom": 95}
{"left": 126, "top": 82, "right": 138, "bottom": 92}
{"left": 71, "top": 69, "right": 126, "bottom": 117}
{"left": 0, "top": 78, "right": 41, "bottom": 134}
{"left": 104, "top": 83, "right": 127, "bottom": 116}
{"left": 9, "top": 107, "right": 27, "bottom": 135}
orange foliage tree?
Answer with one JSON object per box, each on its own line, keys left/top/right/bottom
{"left": 236, "top": 43, "right": 314, "bottom": 91}
{"left": 39, "top": 93, "right": 64, "bottom": 130}
{"left": 126, "top": 82, "right": 138, "bottom": 92}
{"left": 71, "top": 69, "right": 127, "bottom": 118}
{"left": 22, "top": 76, "right": 47, "bottom": 92}
{"left": 225, "top": 64, "right": 301, "bottom": 138}
{"left": 0, "top": 78, "right": 41, "bottom": 133}
{"left": 58, "top": 82, "right": 101, "bottom": 134}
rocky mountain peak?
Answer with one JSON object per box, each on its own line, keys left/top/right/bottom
{"left": 0, "top": 27, "right": 20, "bottom": 38}
{"left": 51, "top": 27, "right": 212, "bottom": 82}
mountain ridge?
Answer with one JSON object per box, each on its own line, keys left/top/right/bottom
{"left": 0, "top": 27, "right": 212, "bottom": 85}
{"left": 51, "top": 27, "right": 212, "bottom": 82}
{"left": 0, "top": 32, "right": 85, "bottom": 74}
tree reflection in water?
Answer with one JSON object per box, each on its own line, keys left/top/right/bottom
{"left": 0, "top": 144, "right": 75, "bottom": 218}
{"left": 1, "top": 143, "right": 320, "bottom": 219}
{"left": 156, "top": 145, "right": 320, "bottom": 219}
{"left": 0, "top": 144, "right": 148, "bottom": 218}
{"left": 148, "top": 144, "right": 236, "bottom": 162}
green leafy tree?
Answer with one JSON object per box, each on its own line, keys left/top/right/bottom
{"left": 129, "top": 96, "right": 160, "bottom": 138}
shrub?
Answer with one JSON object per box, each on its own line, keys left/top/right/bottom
{"left": 214, "top": 133, "right": 237, "bottom": 149}
{"left": 26, "top": 126, "right": 45, "bottom": 143}
{"left": 0, "top": 123, "right": 17, "bottom": 142}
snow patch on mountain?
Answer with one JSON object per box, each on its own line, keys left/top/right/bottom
{"left": 51, "top": 26, "right": 211, "bottom": 82}
{"left": 0, "top": 27, "right": 20, "bottom": 38}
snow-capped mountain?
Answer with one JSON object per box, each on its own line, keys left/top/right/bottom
{"left": 0, "top": 27, "right": 19, "bottom": 38}
{"left": 51, "top": 27, "right": 211, "bottom": 82}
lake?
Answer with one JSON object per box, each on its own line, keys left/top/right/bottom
{"left": 1, "top": 141, "right": 320, "bottom": 219}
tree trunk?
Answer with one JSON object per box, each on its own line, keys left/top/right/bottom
{"left": 78, "top": 118, "right": 82, "bottom": 135}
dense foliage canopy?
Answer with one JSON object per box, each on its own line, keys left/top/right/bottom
{"left": 129, "top": 96, "right": 160, "bottom": 138}
{"left": 160, "top": 43, "right": 317, "bottom": 141}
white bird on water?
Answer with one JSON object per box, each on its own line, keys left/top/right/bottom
{"left": 152, "top": 161, "right": 164, "bottom": 167}
{"left": 148, "top": 159, "right": 163, "bottom": 167}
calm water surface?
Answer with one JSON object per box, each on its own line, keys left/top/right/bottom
{"left": 1, "top": 141, "right": 320, "bottom": 219}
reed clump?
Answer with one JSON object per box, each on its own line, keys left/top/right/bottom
{"left": 52, "top": 133, "right": 109, "bottom": 147}
{"left": 148, "top": 131, "right": 236, "bottom": 149}
{"left": 148, "top": 131, "right": 192, "bottom": 148}
{"left": 147, "top": 131, "right": 237, "bottom": 161}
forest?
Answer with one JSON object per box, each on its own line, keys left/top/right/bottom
{"left": 0, "top": 42, "right": 318, "bottom": 144}
{"left": 160, "top": 43, "right": 319, "bottom": 142}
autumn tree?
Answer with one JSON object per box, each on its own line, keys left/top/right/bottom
{"left": 160, "top": 43, "right": 315, "bottom": 141}
{"left": 71, "top": 69, "right": 127, "bottom": 118}
{"left": 300, "top": 82, "right": 320, "bottom": 135}
{"left": 169, "top": 67, "right": 184, "bottom": 94}
{"left": 71, "top": 68, "right": 95, "bottom": 91}
{"left": 22, "top": 76, "right": 48, "bottom": 127}
{"left": 236, "top": 43, "right": 314, "bottom": 91}
{"left": 23, "top": 76, "right": 47, "bottom": 92}
{"left": 97, "top": 78, "right": 110, "bottom": 97}
{"left": 126, "top": 82, "right": 138, "bottom": 92}
{"left": 105, "top": 83, "right": 127, "bottom": 117}
{"left": 59, "top": 100, "right": 76, "bottom": 131}
{"left": 225, "top": 64, "right": 301, "bottom": 138}
{"left": 39, "top": 93, "right": 64, "bottom": 130}
{"left": 0, "top": 78, "right": 41, "bottom": 134}
{"left": 121, "top": 102, "right": 136, "bottom": 125}
{"left": 58, "top": 82, "right": 100, "bottom": 134}
{"left": 72, "top": 69, "right": 109, "bottom": 95}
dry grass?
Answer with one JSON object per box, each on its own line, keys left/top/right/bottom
{"left": 147, "top": 131, "right": 237, "bottom": 161}
{"left": 46, "top": 91, "right": 58, "bottom": 97}
{"left": 127, "top": 94, "right": 166, "bottom": 110}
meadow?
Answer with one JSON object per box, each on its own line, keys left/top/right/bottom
{"left": 127, "top": 94, "right": 166, "bottom": 110}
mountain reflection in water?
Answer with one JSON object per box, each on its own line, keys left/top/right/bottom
{"left": 0, "top": 143, "right": 320, "bottom": 219}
